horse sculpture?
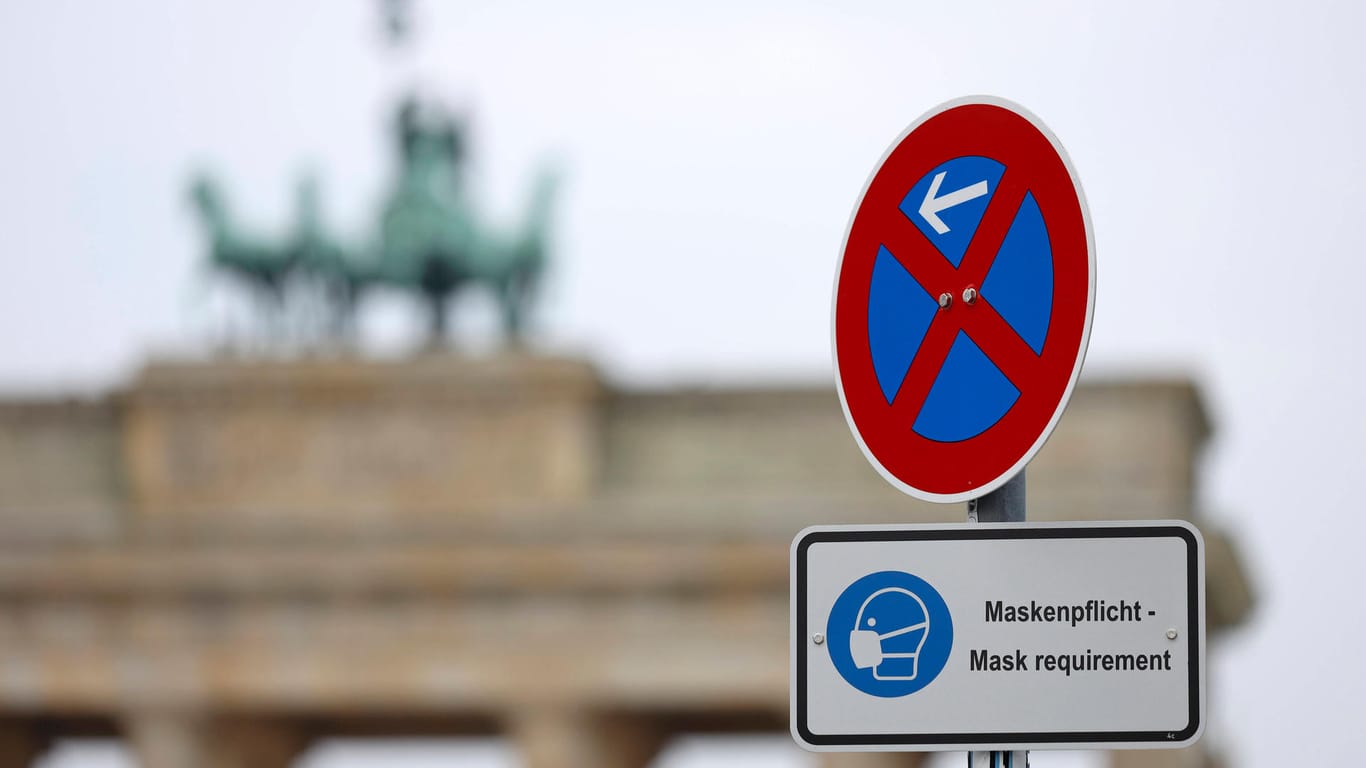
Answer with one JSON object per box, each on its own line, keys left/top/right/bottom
{"left": 485, "top": 166, "right": 557, "bottom": 339}
{"left": 187, "top": 174, "right": 297, "bottom": 333}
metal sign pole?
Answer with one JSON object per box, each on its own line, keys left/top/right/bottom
{"left": 967, "top": 471, "right": 1028, "bottom": 768}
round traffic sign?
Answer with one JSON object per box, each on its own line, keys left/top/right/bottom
{"left": 833, "top": 97, "right": 1094, "bottom": 503}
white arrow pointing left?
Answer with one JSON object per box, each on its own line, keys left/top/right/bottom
{"left": 918, "top": 172, "right": 989, "bottom": 235}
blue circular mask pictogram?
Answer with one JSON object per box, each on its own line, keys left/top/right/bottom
{"left": 825, "top": 570, "right": 953, "bottom": 698}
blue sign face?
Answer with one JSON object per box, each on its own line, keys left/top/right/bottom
{"left": 868, "top": 154, "right": 1055, "bottom": 443}
{"left": 825, "top": 570, "right": 953, "bottom": 698}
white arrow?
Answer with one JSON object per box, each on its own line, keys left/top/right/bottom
{"left": 918, "top": 172, "right": 989, "bottom": 235}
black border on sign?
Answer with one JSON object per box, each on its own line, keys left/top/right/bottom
{"left": 794, "top": 525, "right": 1201, "bottom": 747}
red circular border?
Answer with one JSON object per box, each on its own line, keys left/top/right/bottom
{"left": 834, "top": 100, "right": 1093, "bottom": 501}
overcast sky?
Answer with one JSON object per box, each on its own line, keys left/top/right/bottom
{"left": 3, "top": 1, "right": 1365, "bottom": 765}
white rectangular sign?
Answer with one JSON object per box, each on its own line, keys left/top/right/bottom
{"left": 791, "top": 521, "right": 1205, "bottom": 751}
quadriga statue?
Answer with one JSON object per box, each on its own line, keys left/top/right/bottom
{"left": 188, "top": 93, "right": 559, "bottom": 346}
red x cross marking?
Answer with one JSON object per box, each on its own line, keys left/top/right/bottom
{"left": 878, "top": 168, "right": 1044, "bottom": 426}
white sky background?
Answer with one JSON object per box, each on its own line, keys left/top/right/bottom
{"left": 2, "top": 0, "right": 1365, "bottom": 765}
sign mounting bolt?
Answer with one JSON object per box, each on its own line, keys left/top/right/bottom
{"left": 938, "top": 292, "right": 953, "bottom": 309}
{"left": 962, "top": 286, "right": 978, "bottom": 305}
{"left": 1166, "top": 628, "right": 1178, "bottom": 640}
{"left": 812, "top": 633, "right": 825, "bottom": 645}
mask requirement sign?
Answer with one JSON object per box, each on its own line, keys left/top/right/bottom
{"left": 791, "top": 522, "right": 1205, "bottom": 751}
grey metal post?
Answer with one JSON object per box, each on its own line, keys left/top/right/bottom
{"left": 968, "top": 471, "right": 1026, "bottom": 523}
{"left": 968, "top": 471, "right": 1028, "bottom": 768}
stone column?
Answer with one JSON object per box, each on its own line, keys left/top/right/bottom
{"left": 125, "top": 713, "right": 206, "bottom": 768}
{"left": 818, "top": 752, "right": 930, "bottom": 768}
{"left": 511, "top": 709, "right": 664, "bottom": 768}
{"left": 1111, "top": 745, "right": 1217, "bottom": 768}
{"left": 125, "top": 712, "right": 305, "bottom": 768}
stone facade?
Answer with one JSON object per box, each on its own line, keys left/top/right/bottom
{"left": 0, "top": 355, "right": 1251, "bottom": 767}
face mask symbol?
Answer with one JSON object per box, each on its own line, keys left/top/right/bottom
{"left": 848, "top": 587, "right": 930, "bottom": 681}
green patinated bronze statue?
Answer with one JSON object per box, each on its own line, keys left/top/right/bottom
{"left": 189, "top": 94, "right": 558, "bottom": 345}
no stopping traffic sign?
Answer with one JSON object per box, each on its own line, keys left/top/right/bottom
{"left": 833, "top": 97, "right": 1095, "bottom": 502}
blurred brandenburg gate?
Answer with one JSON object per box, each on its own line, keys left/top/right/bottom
{"left": 0, "top": 353, "right": 1251, "bottom": 768}
{"left": 0, "top": 7, "right": 1250, "bottom": 760}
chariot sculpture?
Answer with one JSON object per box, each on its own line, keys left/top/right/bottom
{"left": 189, "top": 95, "right": 558, "bottom": 345}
